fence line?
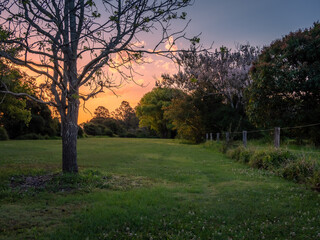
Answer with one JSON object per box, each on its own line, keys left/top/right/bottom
{"left": 206, "top": 122, "right": 320, "bottom": 149}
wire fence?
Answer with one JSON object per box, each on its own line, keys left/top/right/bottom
{"left": 205, "top": 122, "right": 320, "bottom": 156}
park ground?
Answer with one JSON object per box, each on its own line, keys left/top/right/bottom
{"left": 0, "top": 138, "right": 319, "bottom": 239}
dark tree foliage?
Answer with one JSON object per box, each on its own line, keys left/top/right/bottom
{"left": 113, "top": 101, "right": 139, "bottom": 131}
{"left": 94, "top": 106, "right": 110, "bottom": 119}
{"left": 164, "top": 94, "right": 203, "bottom": 143}
{"left": 0, "top": 60, "right": 32, "bottom": 130}
{"left": 4, "top": 100, "right": 60, "bottom": 139}
{"left": 247, "top": 23, "right": 320, "bottom": 144}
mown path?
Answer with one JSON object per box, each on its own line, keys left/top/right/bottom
{"left": 0, "top": 138, "right": 319, "bottom": 239}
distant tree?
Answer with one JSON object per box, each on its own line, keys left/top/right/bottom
{"left": 0, "top": 0, "right": 194, "bottom": 172}
{"left": 94, "top": 106, "right": 110, "bottom": 119}
{"left": 246, "top": 23, "right": 320, "bottom": 144}
{"left": 136, "top": 88, "right": 185, "bottom": 138}
{"left": 113, "top": 101, "right": 139, "bottom": 130}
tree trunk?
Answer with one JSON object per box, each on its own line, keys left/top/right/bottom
{"left": 61, "top": 100, "right": 79, "bottom": 173}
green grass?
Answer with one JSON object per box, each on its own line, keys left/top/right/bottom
{"left": 0, "top": 138, "right": 319, "bottom": 239}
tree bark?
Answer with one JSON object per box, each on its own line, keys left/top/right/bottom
{"left": 61, "top": 99, "right": 79, "bottom": 173}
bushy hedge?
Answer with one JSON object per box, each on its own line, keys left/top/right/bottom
{"left": 226, "top": 146, "right": 320, "bottom": 191}
{"left": 16, "top": 133, "right": 50, "bottom": 140}
{"left": 83, "top": 123, "right": 113, "bottom": 137}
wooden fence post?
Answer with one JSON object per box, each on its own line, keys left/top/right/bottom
{"left": 210, "top": 133, "right": 213, "bottom": 141}
{"left": 226, "top": 132, "right": 229, "bottom": 143}
{"left": 217, "top": 133, "right": 220, "bottom": 143}
{"left": 274, "top": 127, "right": 280, "bottom": 148}
{"left": 243, "top": 131, "right": 247, "bottom": 148}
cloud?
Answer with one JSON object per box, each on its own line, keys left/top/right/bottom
{"left": 165, "top": 36, "right": 178, "bottom": 52}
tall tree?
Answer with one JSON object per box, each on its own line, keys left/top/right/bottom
{"left": 246, "top": 23, "right": 320, "bottom": 144}
{"left": 0, "top": 0, "right": 194, "bottom": 172}
{"left": 161, "top": 45, "right": 259, "bottom": 110}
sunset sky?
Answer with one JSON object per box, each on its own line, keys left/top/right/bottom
{"left": 75, "top": 0, "right": 320, "bottom": 123}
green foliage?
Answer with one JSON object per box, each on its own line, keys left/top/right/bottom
{"left": 0, "top": 61, "right": 32, "bottom": 130}
{"left": 226, "top": 146, "right": 251, "bottom": 163}
{"left": 15, "top": 133, "right": 49, "bottom": 140}
{"left": 136, "top": 87, "right": 185, "bottom": 138}
{"left": 164, "top": 95, "right": 204, "bottom": 143}
{"left": 0, "top": 60, "right": 60, "bottom": 139}
{"left": 0, "top": 126, "right": 8, "bottom": 140}
{"left": 247, "top": 23, "right": 320, "bottom": 144}
{"left": 3, "top": 100, "right": 60, "bottom": 139}
{"left": 83, "top": 122, "right": 113, "bottom": 136}
{"left": 225, "top": 145, "right": 320, "bottom": 190}
{"left": 280, "top": 157, "right": 319, "bottom": 184}
{"left": 249, "top": 149, "right": 296, "bottom": 170}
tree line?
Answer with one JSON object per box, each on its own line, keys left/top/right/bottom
{"left": 136, "top": 23, "right": 320, "bottom": 145}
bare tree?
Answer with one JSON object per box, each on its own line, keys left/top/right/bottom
{"left": 0, "top": 0, "right": 194, "bottom": 173}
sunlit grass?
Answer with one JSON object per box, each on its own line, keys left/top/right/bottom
{"left": 0, "top": 138, "right": 319, "bottom": 239}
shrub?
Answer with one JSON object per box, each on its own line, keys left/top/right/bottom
{"left": 0, "top": 127, "right": 9, "bottom": 140}
{"left": 103, "top": 128, "right": 113, "bottom": 137}
{"left": 83, "top": 123, "right": 104, "bottom": 136}
{"left": 249, "top": 149, "right": 296, "bottom": 170}
{"left": 16, "top": 133, "right": 45, "bottom": 140}
{"left": 126, "top": 132, "right": 137, "bottom": 138}
{"left": 226, "top": 147, "right": 243, "bottom": 161}
{"left": 248, "top": 150, "right": 266, "bottom": 169}
{"left": 224, "top": 144, "right": 319, "bottom": 191}
{"left": 310, "top": 171, "right": 320, "bottom": 191}
{"left": 280, "top": 158, "right": 319, "bottom": 183}
{"left": 239, "top": 149, "right": 252, "bottom": 163}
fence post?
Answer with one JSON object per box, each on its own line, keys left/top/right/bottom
{"left": 274, "top": 127, "right": 280, "bottom": 148}
{"left": 243, "top": 131, "right": 247, "bottom": 148}
{"left": 210, "top": 133, "right": 213, "bottom": 141}
{"left": 226, "top": 132, "right": 229, "bottom": 143}
{"left": 206, "top": 133, "right": 208, "bottom": 141}
{"left": 217, "top": 133, "right": 220, "bottom": 143}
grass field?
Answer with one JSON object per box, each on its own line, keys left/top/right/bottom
{"left": 0, "top": 138, "right": 319, "bottom": 239}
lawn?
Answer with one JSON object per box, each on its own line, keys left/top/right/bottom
{"left": 0, "top": 138, "right": 319, "bottom": 239}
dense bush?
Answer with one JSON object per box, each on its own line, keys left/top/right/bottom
{"left": 227, "top": 147, "right": 252, "bottom": 163}
{"left": 280, "top": 158, "right": 319, "bottom": 183}
{"left": 16, "top": 133, "right": 49, "bottom": 140}
{"left": 249, "top": 149, "right": 296, "bottom": 170}
{"left": 225, "top": 146, "right": 319, "bottom": 191}
{"left": 0, "top": 127, "right": 9, "bottom": 140}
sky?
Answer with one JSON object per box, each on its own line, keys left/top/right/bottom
{"left": 78, "top": 0, "right": 320, "bottom": 123}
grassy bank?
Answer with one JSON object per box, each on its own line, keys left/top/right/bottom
{"left": 0, "top": 138, "right": 319, "bottom": 239}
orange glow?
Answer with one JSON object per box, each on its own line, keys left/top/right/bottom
{"left": 78, "top": 57, "right": 177, "bottom": 123}
{"left": 19, "top": 56, "right": 178, "bottom": 124}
